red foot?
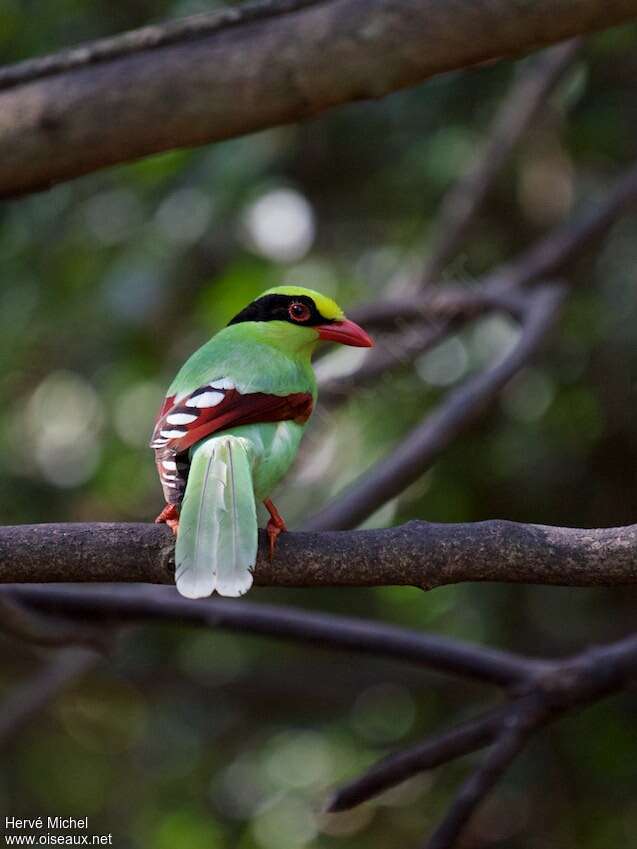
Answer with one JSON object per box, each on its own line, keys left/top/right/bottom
{"left": 264, "top": 498, "right": 287, "bottom": 561}
{"left": 155, "top": 503, "right": 180, "bottom": 536}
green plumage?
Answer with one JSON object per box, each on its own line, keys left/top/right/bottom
{"left": 176, "top": 435, "right": 257, "bottom": 598}
{"left": 154, "top": 285, "right": 371, "bottom": 599}
{"left": 170, "top": 305, "right": 319, "bottom": 597}
{"left": 168, "top": 321, "right": 318, "bottom": 399}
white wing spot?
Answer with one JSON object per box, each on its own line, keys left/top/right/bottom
{"left": 167, "top": 412, "right": 198, "bottom": 425}
{"left": 211, "top": 378, "right": 235, "bottom": 390}
{"left": 186, "top": 390, "right": 225, "bottom": 408}
{"left": 161, "top": 429, "right": 186, "bottom": 438}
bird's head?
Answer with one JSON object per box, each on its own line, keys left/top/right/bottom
{"left": 227, "top": 286, "right": 374, "bottom": 352}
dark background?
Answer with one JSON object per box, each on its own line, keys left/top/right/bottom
{"left": 1, "top": 4, "right": 636, "bottom": 847}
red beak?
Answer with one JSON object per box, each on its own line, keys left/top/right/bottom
{"left": 316, "top": 318, "right": 374, "bottom": 348}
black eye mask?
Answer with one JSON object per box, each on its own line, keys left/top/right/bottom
{"left": 228, "top": 294, "right": 336, "bottom": 327}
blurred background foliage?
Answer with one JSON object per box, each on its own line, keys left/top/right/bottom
{"left": 1, "top": 3, "right": 637, "bottom": 847}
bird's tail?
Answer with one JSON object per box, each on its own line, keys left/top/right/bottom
{"left": 175, "top": 435, "right": 257, "bottom": 599}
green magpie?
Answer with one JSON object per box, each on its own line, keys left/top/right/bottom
{"left": 150, "top": 286, "right": 374, "bottom": 599}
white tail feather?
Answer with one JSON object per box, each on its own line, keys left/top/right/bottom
{"left": 175, "top": 436, "right": 257, "bottom": 598}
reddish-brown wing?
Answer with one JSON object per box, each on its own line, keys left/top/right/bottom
{"left": 150, "top": 380, "right": 313, "bottom": 504}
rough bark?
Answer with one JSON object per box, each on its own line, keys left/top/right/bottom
{"left": 2, "top": 519, "right": 637, "bottom": 588}
{"left": 1, "top": 0, "right": 636, "bottom": 196}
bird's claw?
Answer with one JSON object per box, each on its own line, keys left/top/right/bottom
{"left": 155, "top": 504, "right": 180, "bottom": 536}
{"left": 266, "top": 519, "right": 287, "bottom": 561}
{"left": 263, "top": 498, "right": 287, "bottom": 561}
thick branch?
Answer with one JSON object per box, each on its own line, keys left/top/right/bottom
{"left": 0, "top": 0, "right": 325, "bottom": 90}
{"left": 2, "top": 517, "right": 637, "bottom": 588}
{"left": 1, "top": 1, "right": 636, "bottom": 196}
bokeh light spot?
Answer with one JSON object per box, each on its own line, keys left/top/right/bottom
{"left": 242, "top": 188, "right": 315, "bottom": 263}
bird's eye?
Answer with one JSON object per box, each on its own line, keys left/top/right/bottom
{"left": 288, "top": 302, "right": 311, "bottom": 322}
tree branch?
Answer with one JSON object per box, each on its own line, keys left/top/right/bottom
{"left": 352, "top": 160, "right": 637, "bottom": 331}
{"left": 2, "top": 515, "right": 637, "bottom": 589}
{"left": 5, "top": 586, "right": 537, "bottom": 686}
{"left": 319, "top": 41, "right": 580, "bottom": 404}
{"left": 0, "top": 595, "right": 109, "bottom": 650}
{"left": 0, "top": 648, "right": 98, "bottom": 746}
{"left": 4, "top": 584, "right": 637, "bottom": 848}
{"left": 318, "top": 321, "right": 450, "bottom": 404}
{"left": 327, "top": 705, "right": 507, "bottom": 812}
{"left": 327, "top": 633, "right": 637, "bottom": 845}
{"left": 423, "top": 720, "right": 534, "bottom": 849}
{"left": 321, "top": 281, "right": 530, "bottom": 406}
{"left": 0, "top": 0, "right": 326, "bottom": 90}
{"left": 495, "top": 159, "right": 637, "bottom": 291}
{"left": 1, "top": 1, "right": 636, "bottom": 196}
{"left": 322, "top": 156, "right": 637, "bottom": 425}
{"left": 418, "top": 38, "right": 580, "bottom": 288}
{"left": 306, "top": 282, "right": 564, "bottom": 531}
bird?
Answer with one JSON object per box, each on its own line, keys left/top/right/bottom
{"left": 150, "top": 285, "right": 374, "bottom": 599}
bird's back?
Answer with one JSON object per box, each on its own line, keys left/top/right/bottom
{"left": 168, "top": 323, "right": 317, "bottom": 401}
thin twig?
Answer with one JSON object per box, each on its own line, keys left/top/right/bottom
{"left": 3, "top": 583, "right": 637, "bottom": 849}
{"left": 322, "top": 283, "right": 528, "bottom": 404}
{"left": 305, "top": 282, "right": 564, "bottom": 531}
{"left": 423, "top": 718, "right": 535, "bottom": 849}
{"left": 352, "top": 160, "right": 637, "bottom": 330}
{"left": 327, "top": 704, "right": 506, "bottom": 812}
{"left": 0, "top": 648, "right": 98, "bottom": 747}
{"left": 419, "top": 39, "right": 580, "bottom": 287}
{"left": 319, "top": 158, "right": 637, "bottom": 439}
{"left": 351, "top": 281, "right": 528, "bottom": 330}
{"left": 5, "top": 585, "right": 537, "bottom": 686}
{"left": 0, "top": 595, "right": 110, "bottom": 650}
{"left": 499, "top": 159, "right": 637, "bottom": 290}
{"left": 318, "top": 321, "right": 449, "bottom": 404}
{"left": 329, "top": 632, "right": 637, "bottom": 845}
